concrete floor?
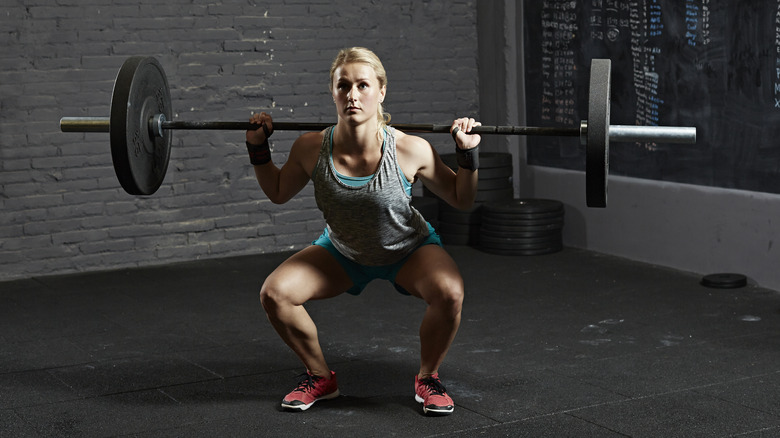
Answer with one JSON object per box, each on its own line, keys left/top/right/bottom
{"left": 2, "top": 245, "right": 780, "bottom": 437}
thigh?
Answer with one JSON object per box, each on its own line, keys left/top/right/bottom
{"left": 263, "top": 245, "right": 354, "bottom": 305}
{"left": 394, "top": 244, "right": 464, "bottom": 302}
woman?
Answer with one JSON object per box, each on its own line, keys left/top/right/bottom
{"left": 246, "top": 47, "right": 481, "bottom": 416}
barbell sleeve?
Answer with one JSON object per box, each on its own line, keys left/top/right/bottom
{"left": 609, "top": 125, "right": 697, "bottom": 144}
{"left": 60, "top": 117, "right": 110, "bottom": 132}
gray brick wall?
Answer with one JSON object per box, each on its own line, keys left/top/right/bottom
{"left": 0, "top": 0, "right": 479, "bottom": 280}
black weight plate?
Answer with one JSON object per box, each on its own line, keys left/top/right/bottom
{"left": 481, "top": 222, "right": 563, "bottom": 237}
{"left": 482, "top": 209, "right": 564, "bottom": 221}
{"left": 482, "top": 209, "right": 565, "bottom": 221}
{"left": 482, "top": 211, "right": 561, "bottom": 223}
{"left": 478, "top": 177, "right": 512, "bottom": 190}
{"left": 110, "top": 56, "right": 172, "bottom": 195}
{"left": 439, "top": 232, "right": 479, "bottom": 246}
{"left": 482, "top": 236, "right": 562, "bottom": 247}
{"left": 475, "top": 152, "right": 513, "bottom": 168}
{"left": 481, "top": 212, "right": 564, "bottom": 223}
{"left": 439, "top": 210, "right": 482, "bottom": 225}
{"left": 477, "top": 166, "right": 513, "bottom": 179}
{"left": 586, "top": 59, "right": 610, "bottom": 208}
{"left": 481, "top": 222, "right": 563, "bottom": 233}
{"left": 481, "top": 216, "right": 564, "bottom": 228}
{"left": 440, "top": 152, "right": 513, "bottom": 169}
{"left": 479, "top": 228, "right": 561, "bottom": 239}
{"left": 436, "top": 158, "right": 513, "bottom": 180}
{"left": 438, "top": 201, "right": 482, "bottom": 214}
{"left": 437, "top": 221, "right": 481, "bottom": 235}
{"left": 479, "top": 236, "right": 563, "bottom": 250}
{"left": 411, "top": 196, "right": 439, "bottom": 225}
{"left": 479, "top": 242, "right": 563, "bottom": 256}
{"left": 438, "top": 200, "right": 482, "bottom": 211}
{"left": 426, "top": 186, "right": 498, "bottom": 200}
{"left": 475, "top": 187, "right": 514, "bottom": 202}
{"left": 479, "top": 231, "right": 562, "bottom": 245}
{"left": 439, "top": 153, "right": 454, "bottom": 170}
{"left": 483, "top": 198, "right": 563, "bottom": 215}
{"left": 701, "top": 273, "right": 747, "bottom": 289}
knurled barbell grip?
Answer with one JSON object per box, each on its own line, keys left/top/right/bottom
{"left": 160, "top": 120, "right": 583, "bottom": 136}
{"left": 60, "top": 117, "right": 580, "bottom": 136}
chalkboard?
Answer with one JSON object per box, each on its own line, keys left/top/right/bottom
{"left": 523, "top": 1, "right": 780, "bottom": 194}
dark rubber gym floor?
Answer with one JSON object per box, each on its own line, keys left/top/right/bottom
{"left": 2, "top": 245, "right": 780, "bottom": 437}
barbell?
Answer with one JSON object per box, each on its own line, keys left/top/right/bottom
{"left": 59, "top": 56, "right": 696, "bottom": 207}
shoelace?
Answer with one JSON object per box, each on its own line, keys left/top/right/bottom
{"left": 293, "top": 373, "right": 321, "bottom": 393}
{"left": 419, "top": 377, "right": 447, "bottom": 396}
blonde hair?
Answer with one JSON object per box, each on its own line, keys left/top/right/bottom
{"left": 329, "top": 47, "right": 391, "bottom": 130}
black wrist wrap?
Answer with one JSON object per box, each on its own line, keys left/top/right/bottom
{"left": 456, "top": 145, "right": 479, "bottom": 170}
{"left": 246, "top": 140, "right": 271, "bottom": 165}
{"left": 247, "top": 122, "right": 272, "bottom": 165}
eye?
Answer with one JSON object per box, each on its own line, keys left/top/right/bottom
{"left": 358, "top": 82, "right": 369, "bottom": 90}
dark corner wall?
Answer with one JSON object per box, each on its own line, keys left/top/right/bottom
{"left": 477, "top": 1, "right": 780, "bottom": 291}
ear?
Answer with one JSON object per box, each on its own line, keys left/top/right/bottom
{"left": 379, "top": 85, "right": 386, "bottom": 103}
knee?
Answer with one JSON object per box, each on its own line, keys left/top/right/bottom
{"left": 259, "top": 284, "right": 275, "bottom": 314}
{"left": 259, "top": 279, "right": 290, "bottom": 315}
{"left": 427, "top": 275, "right": 464, "bottom": 316}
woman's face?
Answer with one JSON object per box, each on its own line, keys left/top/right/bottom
{"left": 331, "top": 62, "right": 386, "bottom": 126}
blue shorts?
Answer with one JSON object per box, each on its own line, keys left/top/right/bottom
{"left": 312, "top": 223, "right": 442, "bottom": 296}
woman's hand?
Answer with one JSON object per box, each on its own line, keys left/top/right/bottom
{"left": 246, "top": 112, "right": 274, "bottom": 145}
{"left": 450, "top": 117, "right": 481, "bottom": 150}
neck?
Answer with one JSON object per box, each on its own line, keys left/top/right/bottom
{"left": 334, "top": 120, "right": 382, "bottom": 153}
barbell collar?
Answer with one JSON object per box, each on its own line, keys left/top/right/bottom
{"left": 150, "top": 113, "right": 166, "bottom": 138}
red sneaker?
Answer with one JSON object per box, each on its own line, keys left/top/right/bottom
{"left": 414, "top": 373, "right": 455, "bottom": 415}
{"left": 281, "top": 371, "right": 339, "bottom": 411}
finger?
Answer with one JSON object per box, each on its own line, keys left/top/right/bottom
{"left": 262, "top": 113, "right": 274, "bottom": 134}
{"left": 451, "top": 125, "right": 460, "bottom": 142}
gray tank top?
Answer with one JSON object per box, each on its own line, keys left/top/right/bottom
{"left": 312, "top": 126, "right": 429, "bottom": 266}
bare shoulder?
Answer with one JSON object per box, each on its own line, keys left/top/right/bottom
{"left": 293, "top": 131, "right": 324, "bottom": 149}
{"left": 290, "top": 130, "right": 325, "bottom": 174}
{"left": 394, "top": 129, "right": 438, "bottom": 181}
{"left": 394, "top": 129, "right": 434, "bottom": 161}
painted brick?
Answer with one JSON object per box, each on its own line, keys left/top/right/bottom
{"left": 0, "top": 0, "right": 479, "bottom": 281}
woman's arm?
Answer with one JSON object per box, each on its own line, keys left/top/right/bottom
{"left": 397, "top": 118, "right": 481, "bottom": 211}
{"left": 246, "top": 112, "right": 320, "bottom": 204}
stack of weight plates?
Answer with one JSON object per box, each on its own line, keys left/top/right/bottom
{"left": 479, "top": 199, "right": 564, "bottom": 255}
{"left": 436, "top": 202, "right": 482, "bottom": 245}
{"left": 437, "top": 152, "right": 514, "bottom": 203}
{"left": 426, "top": 152, "right": 514, "bottom": 245}
{"left": 410, "top": 196, "right": 439, "bottom": 228}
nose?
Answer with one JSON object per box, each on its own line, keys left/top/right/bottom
{"left": 347, "top": 86, "right": 358, "bottom": 101}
